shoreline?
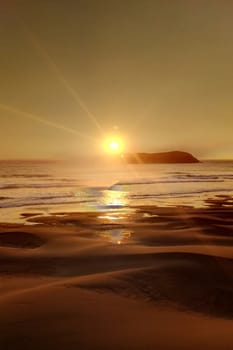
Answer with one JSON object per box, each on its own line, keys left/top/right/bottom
{"left": 1, "top": 192, "right": 233, "bottom": 226}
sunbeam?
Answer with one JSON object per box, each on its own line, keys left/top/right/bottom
{"left": 16, "top": 15, "right": 103, "bottom": 135}
{"left": 0, "top": 103, "right": 98, "bottom": 142}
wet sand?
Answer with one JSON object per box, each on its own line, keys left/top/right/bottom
{"left": 0, "top": 204, "right": 233, "bottom": 349}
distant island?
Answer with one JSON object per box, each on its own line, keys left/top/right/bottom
{"left": 124, "top": 151, "right": 200, "bottom": 164}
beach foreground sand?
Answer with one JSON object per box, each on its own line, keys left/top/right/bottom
{"left": 0, "top": 204, "right": 233, "bottom": 349}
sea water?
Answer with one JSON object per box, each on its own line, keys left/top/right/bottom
{"left": 0, "top": 160, "right": 233, "bottom": 223}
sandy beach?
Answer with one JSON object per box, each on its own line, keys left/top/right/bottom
{"left": 0, "top": 203, "right": 233, "bottom": 349}
{"left": 1, "top": 0, "right": 233, "bottom": 348}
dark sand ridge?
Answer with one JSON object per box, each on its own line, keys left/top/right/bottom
{"left": 0, "top": 205, "right": 232, "bottom": 349}
{"left": 72, "top": 253, "right": 233, "bottom": 319}
{"left": 1, "top": 274, "right": 233, "bottom": 350}
{"left": 0, "top": 232, "right": 45, "bottom": 249}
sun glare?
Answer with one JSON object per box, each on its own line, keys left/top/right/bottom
{"left": 109, "top": 140, "right": 120, "bottom": 151}
{"left": 104, "top": 137, "right": 124, "bottom": 154}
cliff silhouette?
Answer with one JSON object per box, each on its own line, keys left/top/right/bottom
{"left": 124, "top": 151, "right": 199, "bottom": 164}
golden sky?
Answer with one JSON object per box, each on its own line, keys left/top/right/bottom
{"left": 0, "top": 0, "right": 233, "bottom": 159}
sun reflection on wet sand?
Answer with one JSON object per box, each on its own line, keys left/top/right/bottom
{"left": 96, "top": 188, "right": 134, "bottom": 244}
{"left": 101, "top": 228, "right": 132, "bottom": 245}
{"left": 98, "top": 215, "right": 125, "bottom": 220}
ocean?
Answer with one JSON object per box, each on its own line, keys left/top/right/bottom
{"left": 0, "top": 160, "right": 233, "bottom": 223}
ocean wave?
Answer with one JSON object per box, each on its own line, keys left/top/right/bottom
{"left": 0, "top": 174, "right": 51, "bottom": 178}
{"left": 130, "top": 188, "right": 233, "bottom": 199}
{"left": 167, "top": 173, "right": 233, "bottom": 179}
{"left": 176, "top": 174, "right": 233, "bottom": 180}
{"left": 32, "top": 194, "right": 75, "bottom": 200}
{"left": 110, "top": 173, "right": 233, "bottom": 187}
{"left": 111, "top": 179, "right": 224, "bottom": 188}
{"left": 0, "top": 196, "right": 12, "bottom": 200}
{"left": 0, "top": 197, "right": 91, "bottom": 209}
{"left": 0, "top": 183, "right": 80, "bottom": 190}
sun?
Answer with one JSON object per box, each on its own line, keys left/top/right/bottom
{"left": 109, "top": 140, "right": 120, "bottom": 151}
{"left": 104, "top": 137, "right": 123, "bottom": 154}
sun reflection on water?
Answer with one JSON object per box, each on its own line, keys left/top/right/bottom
{"left": 101, "top": 188, "right": 128, "bottom": 208}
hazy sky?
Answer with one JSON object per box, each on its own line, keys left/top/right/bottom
{"left": 0, "top": 0, "right": 233, "bottom": 159}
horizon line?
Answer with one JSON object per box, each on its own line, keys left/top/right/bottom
{"left": 0, "top": 157, "right": 233, "bottom": 162}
